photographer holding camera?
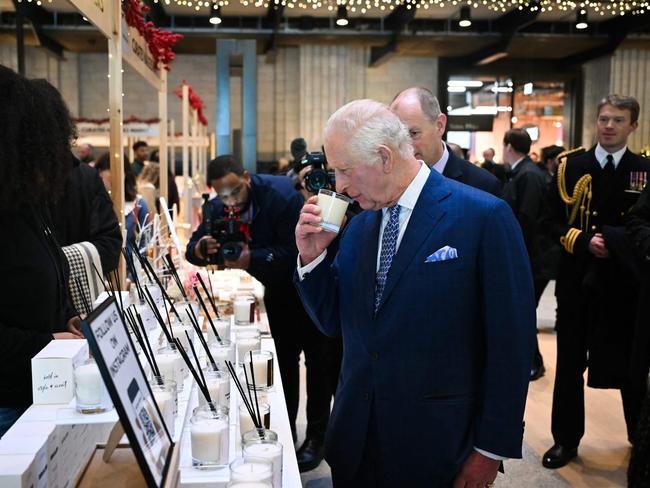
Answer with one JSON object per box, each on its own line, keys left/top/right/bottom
{"left": 186, "top": 155, "right": 336, "bottom": 471}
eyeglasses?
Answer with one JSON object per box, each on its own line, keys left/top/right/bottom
{"left": 216, "top": 182, "right": 245, "bottom": 201}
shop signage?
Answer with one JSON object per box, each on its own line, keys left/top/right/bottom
{"left": 82, "top": 298, "right": 173, "bottom": 487}
{"left": 447, "top": 115, "right": 494, "bottom": 132}
{"left": 68, "top": 0, "right": 112, "bottom": 39}
{"left": 121, "top": 18, "right": 162, "bottom": 90}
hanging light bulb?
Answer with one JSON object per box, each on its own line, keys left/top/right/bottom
{"left": 336, "top": 5, "right": 349, "bottom": 26}
{"left": 458, "top": 5, "right": 472, "bottom": 27}
{"left": 575, "top": 8, "right": 588, "bottom": 29}
{"left": 210, "top": 3, "right": 222, "bottom": 24}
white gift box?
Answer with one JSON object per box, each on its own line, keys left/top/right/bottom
{"left": 0, "top": 455, "right": 38, "bottom": 488}
{"left": 31, "top": 340, "right": 89, "bottom": 405}
{"left": 0, "top": 437, "right": 49, "bottom": 488}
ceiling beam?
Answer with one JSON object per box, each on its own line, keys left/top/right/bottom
{"left": 11, "top": 0, "right": 64, "bottom": 59}
{"left": 559, "top": 9, "right": 650, "bottom": 67}
{"left": 263, "top": 4, "right": 284, "bottom": 60}
{"left": 369, "top": 2, "right": 417, "bottom": 67}
{"left": 455, "top": 3, "right": 540, "bottom": 66}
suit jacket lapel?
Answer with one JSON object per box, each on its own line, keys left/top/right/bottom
{"left": 360, "top": 210, "right": 382, "bottom": 317}
{"left": 443, "top": 145, "right": 463, "bottom": 180}
{"left": 376, "top": 171, "right": 450, "bottom": 314}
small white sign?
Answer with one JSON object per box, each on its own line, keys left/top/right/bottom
{"left": 31, "top": 341, "right": 89, "bottom": 405}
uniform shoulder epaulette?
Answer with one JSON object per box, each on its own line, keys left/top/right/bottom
{"left": 556, "top": 147, "right": 591, "bottom": 251}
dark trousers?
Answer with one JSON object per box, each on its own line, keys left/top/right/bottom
{"left": 551, "top": 296, "right": 644, "bottom": 446}
{"left": 264, "top": 285, "right": 341, "bottom": 441}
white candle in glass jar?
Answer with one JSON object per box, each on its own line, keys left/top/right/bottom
{"left": 152, "top": 389, "right": 175, "bottom": 437}
{"left": 317, "top": 189, "right": 351, "bottom": 233}
{"left": 170, "top": 321, "right": 194, "bottom": 351}
{"left": 228, "top": 483, "right": 271, "bottom": 488}
{"left": 190, "top": 418, "right": 229, "bottom": 466}
{"left": 198, "top": 378, "right": 221, "bottom": 408}
{"left": 239, "top": 403, "right": 270, "bottom": 435}
{"left": 230, "top": 459, "right": 273, "bottom": 483}
{"left": 75, "top": 362, "right": 103, "bottom": 406}
{"left": 209, "top": 340, "right": 235, "bottom": 370}
{"left": 243, "top": 355, "right": 271, "bottom": 388}
{"left": 234, "top": 299, "right": 254, "bottom": 324}
{"left": 207, "top": 319, "right": 231, "bottom": 344}
{"left": 156, "top": 350, "right": 185, "bottom": 388}
{"left": 243, "top": 442, "right": 283, "bottom": 488}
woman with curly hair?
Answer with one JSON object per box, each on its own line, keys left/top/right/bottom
{"left": 0, "top": 66, "right": 83, "bottom": 436}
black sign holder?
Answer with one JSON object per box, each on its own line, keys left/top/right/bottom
{"left": 82, "top": 297, "right": 175, "bottom": 488}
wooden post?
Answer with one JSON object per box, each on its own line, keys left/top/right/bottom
{"left": 182, "top": 84, "right": 190, "bottom": 227}
{"left": 191, "top": 108, "right": 198, "bottom": 197}
{"left": 210, "top": 132, "right": 216, "bottom": 159}
{"left": 108, "top": 0, "right": 125, "bottom": 280}
{"left": 159, "top": 68, "right": 169, "bottom": 205}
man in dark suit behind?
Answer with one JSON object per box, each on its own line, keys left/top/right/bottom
{"left": 541, "top": 95, "right": 650, "bottom": 469}
{"left": 501, "top": 128, "right": 548, "bottom": 382}
{"left": 390, "top": 87, "right": 501, "bottom": 197}
{"left": 295, "top": 99, "right": 535, "bottom": 487}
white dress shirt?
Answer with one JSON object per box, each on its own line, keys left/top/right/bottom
{"left": 431, "top": 143, "right": 450, "bottom": 175}
{"left": 595, "top": 143, "right": 627, "bottom": 169}
{"left": 509, "top": 156, "right": 526, "bottom": 172}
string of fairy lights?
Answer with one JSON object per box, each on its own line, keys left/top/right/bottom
{"left": 15, "top": 0, "right": 650, "bottom": 17}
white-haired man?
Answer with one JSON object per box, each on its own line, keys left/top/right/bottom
{"left": 295, "top": 99, "right": 535, "bottom": 486}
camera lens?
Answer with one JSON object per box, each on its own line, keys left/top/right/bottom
{"left": 305, "top": 169, "right": 329, "bottom": 192}
{"left": 221, "top": 242, "right": 242, "bottom": 260}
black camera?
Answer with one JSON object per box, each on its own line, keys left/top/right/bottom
{"left": 298, "top": 152, "right": 336, "bottom": 193}
{"left": 200, "top": 194, "right": 249, "bottom": 266}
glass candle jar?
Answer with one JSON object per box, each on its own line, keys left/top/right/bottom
{"left": 242, "top": 351, "right": 274, "bottom": 391}
{"left": 235, "top": 330, "right": 261, "bottom": 365}
{"left": 190, "top": 409, "right": 229, "bottom": 469}
{"left": 198, "top": 368, "right": 230, "bottom": 409}
{"left": 226, "top": 482, "right": 271, "bottom": 488}
{"left": 169, "top": 316, "right": 194, "bottom": 352}
{"left": 243, "top": 440, "right": 283, "bottom": 488}
{"left": 149, "top": 376, "right": 177, "bottom": 437}
{"left": 156, "top": 343, "right": 186, "bottom": 391}
{"left": 239, "top": 402, "right": 270, "bottom": 438}
{"left": 207, "top": 318, "right": 231, "bottom": 344}
{"left": 75, "top": 358, "right": 112, "bottom": 414}
{"left": 229, "top": 457, "right": 272, "bottom": 484}
{"left": 233, "top": 297, "right": 255, "bottom": 325}
{"left": 209, "top": 339, "right": 236, "bottom": 370}
{"left": 241, "top": 428, "right": 278, "bottom": 448}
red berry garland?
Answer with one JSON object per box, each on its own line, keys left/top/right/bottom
{"left": 174, "top": 81, "right": 209, "bottom": 126}
{"left": 122, "top": 0, "right": 183, "bottom": 71}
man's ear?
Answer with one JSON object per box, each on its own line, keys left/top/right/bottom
{"left": 378, "top": 145, "right": 394, "bottom": 174}
{"left": 437, "top": 113, "right": 447, "bottom": 136}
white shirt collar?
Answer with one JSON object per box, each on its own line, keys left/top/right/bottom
{"left": 390, "top": 161, "right": 431, "bottom": 213}
{"left": 431, "top": 143, "right": 449, "bottom": 175}
{"left": 510, "top": 156, "right": 526, "bottom": 172}
{"left": 595, "top": 143, "right": 627, "bottom": 169}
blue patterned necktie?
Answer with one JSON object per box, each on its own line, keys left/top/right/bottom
{"left": 374, "top": 204, "right": 401, "bottom": 314}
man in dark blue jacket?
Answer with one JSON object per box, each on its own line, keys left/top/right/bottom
{"left": 186, "top": 155, "right": 337, "bottom": 470}
{"left": 391, "top": 87, "right": 502, "bottom": 197}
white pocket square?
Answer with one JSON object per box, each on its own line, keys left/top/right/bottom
{"left": 425, "top": 246, "right": 458, "bottom": 263}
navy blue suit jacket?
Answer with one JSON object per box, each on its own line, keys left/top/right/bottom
{"left": 443, "top": 145, "right": 502, "bottom": 197}
{"left": 296, "top": 169, "right": 535, "bottom": 484}
{"left": 186, "top": 174, "right": 303, "bottom": 287}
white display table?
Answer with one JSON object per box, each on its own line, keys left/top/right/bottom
{"left": 0, "top": 319, "right": 300, "bottom": 487}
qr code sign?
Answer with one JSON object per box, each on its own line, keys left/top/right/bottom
{"left": 138, "top": 406, "right": 157, "bottom": 448}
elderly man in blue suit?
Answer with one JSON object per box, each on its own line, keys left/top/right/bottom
{"left": 295, "top": 99, "right": 535, "bottom": 487}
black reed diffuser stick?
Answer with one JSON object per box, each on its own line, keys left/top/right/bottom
{"left": 196, "top": 273, "right": 220, "bottom": 319}
{"left": 226, "top": 360, "right": 260, "bottom": 429}
{"left": 193, "top": 285, "right": 222, "bottom": 344}
{"left": 186, "top": 310, "right": 219, "bottom": 371}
